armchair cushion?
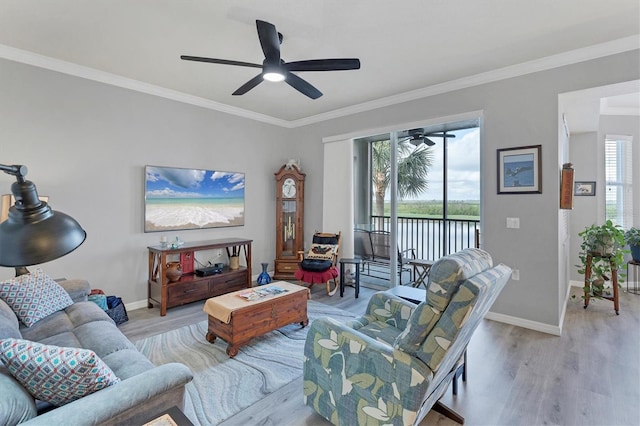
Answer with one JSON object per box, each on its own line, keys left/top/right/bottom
{"left": 306, "top": 243, "right": 338, "bottom": 260}
{"left": 394, "top": 302, "right": 441, "bottom": 355}
{"left": 357, "top": 321, "right": 403, "bottom": 346}
{"left": 426, "top": 248, "right": 492, "bottom": 312}
{"left": 418, "top": 263, "right": 512, "bottom": 372}
{"left": 300, "top": 258, "right": 333, "bottom": 272}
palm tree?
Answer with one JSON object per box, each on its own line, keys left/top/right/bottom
{"left": 372, "top": 139, "right": 434, "bottom": 217}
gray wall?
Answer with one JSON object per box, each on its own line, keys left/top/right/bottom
{"left": 0, "top": 58, "right": 290, "bottom": 304}
{"left": 291, "top": 49, "right": 639, "bottom": 329}
{"left": 1, "top": 48, "right": 638, "bottom": 331}
{"left": 569, "top": 132, "right": 599, "bottom": 282}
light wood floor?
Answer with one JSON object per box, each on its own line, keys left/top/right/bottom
{"left": 120, "top": 283, "right": 640, "bottom": 426}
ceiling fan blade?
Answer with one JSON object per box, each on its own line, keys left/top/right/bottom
{"left": 232, "top": 74, "right": 264, "bottom": 96}
{"left": 256, "top": 20, "right": 281, "bottom": 63}
{"left": 285, "top": 58, "right": 361, "bottom": 72}
{"left": 180, "top": 56, "right": 262, "bottom": 69}
{"left": 285, "top": 72, "right": 322, "bottom": 99}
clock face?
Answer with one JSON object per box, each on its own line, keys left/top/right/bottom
{"left": 282, "top": 178, "right": 296, "bottom": 198}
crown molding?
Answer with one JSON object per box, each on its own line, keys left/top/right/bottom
{"left": 1, "top": 35, "right": 638, "bottom": 129}
{"left": 0, "top": 44, "right": 290, "bottom": 127}
{"left": 291, "top": 35, "right": 640, "bottom": 127}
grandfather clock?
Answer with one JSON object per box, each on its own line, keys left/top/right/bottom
{"left": 274, "top": 164, "right": 305, "bottom": 280}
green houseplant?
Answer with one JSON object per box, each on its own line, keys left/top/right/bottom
{"left": 624, "top": 227, "right": 640, "bottom": 262}
{"left": 577, "top": 220, "right": 628, "bottom": 298}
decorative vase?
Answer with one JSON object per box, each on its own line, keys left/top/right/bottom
{"left": 631, "top": 244, "right": 640, "bottom": 262}
{"left": 229, "top": 256, "right": 240, "bottom": 270}
{"left": 256, "top": 263, "right": 272, "bottom": 285}
{"left": 166, "top": 262, "right": 182, "bottom": 282}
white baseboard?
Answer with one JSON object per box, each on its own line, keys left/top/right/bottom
{"left": 125, "top": 299, "right": 149, "bottom": 311}
{"left": 484, "top": 311, "right": 561, "bottom": 336}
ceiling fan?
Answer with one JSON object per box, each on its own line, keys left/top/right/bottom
{"left": 402, "top": 129, "right": 456, "bottom": 146}
{"left": 180, "top": 19, "right": 361, "bottom": 100}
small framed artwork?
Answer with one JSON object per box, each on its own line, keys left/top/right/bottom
{"left": 574, "top": 181, "right": 596, "bottom": 196}
{"left": 497, "top": 145, "right": 542, "bottom": 194}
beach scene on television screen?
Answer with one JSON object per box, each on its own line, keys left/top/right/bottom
{"left": 145, "top": 166, "right": 245, "bottom": 231}
{"left": 503, "top": 153, "right": 534, "bottom": 188}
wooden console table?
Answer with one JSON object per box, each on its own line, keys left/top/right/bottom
{"left": 147, "top": 238, "right": 252, "bottom": 316}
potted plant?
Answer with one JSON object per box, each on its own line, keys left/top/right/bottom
{"left": 624, "top": 227, "right": 640, "bottom": 262}
{"left": 577, "top": 220, "right": 628, "bottom": 298}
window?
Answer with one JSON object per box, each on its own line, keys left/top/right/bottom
{"left": 605, "top": 135, "right": 633, "bottom": 228}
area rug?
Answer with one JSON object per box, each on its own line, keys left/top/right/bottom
{"left": 134, "top": 300, "right": 356, "bottom": 426}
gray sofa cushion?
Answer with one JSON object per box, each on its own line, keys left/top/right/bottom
{"left": 0, "top": 366, "right": 37, "bottom": 424}
{"left": 21, "top": 302, "right": 154, "bottom": 380}
{"left": 20, "top": 301, "right": 113, "bottom": 343}
{"left": 0, "top": 299, "right": 20, "bottom": 340}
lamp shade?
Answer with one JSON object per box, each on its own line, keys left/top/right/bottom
{"left": 0, "top": 175, "right": 86, "bottom": 267}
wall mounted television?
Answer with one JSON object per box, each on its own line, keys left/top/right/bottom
{"left": 144, "top": 165, "right": 245, "bottom": 232}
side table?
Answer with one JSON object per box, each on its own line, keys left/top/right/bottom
{"left": 339, "top": 258, "right": 361, "bottom": 298}
{"left": 142, "top": 406, "right": 194, "bottom": 426}
{"left": 386, "top": 285, "right": 425, "bottom": 304}
{"left": 627, "top": 260, "right": 640, "bottom": 295}
{"left": 407, "top": 258, "right": 434, "bottom": 289}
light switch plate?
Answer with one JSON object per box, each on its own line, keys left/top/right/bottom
{"left": 507, "top": 217, "right": 520, "bottom": 228}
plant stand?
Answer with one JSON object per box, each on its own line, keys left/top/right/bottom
{"left": 584, "top": 254, "right": 619, "bottom": 315}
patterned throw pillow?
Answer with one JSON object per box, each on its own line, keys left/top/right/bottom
{"left": 306, "top": 243, "right": 337, "bottom": 260}
{"left": 0, "top": 269, "right": 74, "bottom": 327}
{"left": 0, "top": 338, "right": 120, "bottom": 406}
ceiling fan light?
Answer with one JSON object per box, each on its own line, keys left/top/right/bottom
{"left": 263, "top": 62, "right": 285, "bottom": 82}
{"left": 263, "top": 71, "right": 285, "bottom": 82}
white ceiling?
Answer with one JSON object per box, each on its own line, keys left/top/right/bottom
{"left": 0, "top": 1, "right": 639, "bottom": 125}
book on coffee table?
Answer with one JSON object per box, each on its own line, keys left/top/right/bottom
{"left": 237, "top": 286, "right": 288, "bottom": 301}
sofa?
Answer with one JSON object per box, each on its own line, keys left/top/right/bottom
{"left": 303, "top": 248, "right": 511, "bottom": 425}
{"left": 0, "top": 274, "right": 193, "bottom": 425}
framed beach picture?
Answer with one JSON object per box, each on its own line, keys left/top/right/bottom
{"left": 574, "top": 181, "right": 596, "bottom": 196}
{"left": 144, "top": 165, "right": 245, "bottom": 232}
{"left": 497, "top": 145, "right": 542, "bottom": 194}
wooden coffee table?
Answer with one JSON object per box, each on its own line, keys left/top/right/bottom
{"left": 203, "top": 281, "right": 309, "bottom": 357}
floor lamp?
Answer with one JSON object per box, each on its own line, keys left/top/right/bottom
{"left": 0, "top": 164, "right": 86, "bottom": 276}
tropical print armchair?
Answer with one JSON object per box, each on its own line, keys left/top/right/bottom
{"left": 303, "top": 248, "right": 512, "bottom": 425}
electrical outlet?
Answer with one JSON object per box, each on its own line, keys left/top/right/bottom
{"left": 216, "top": 249, "right": 222, "bottom": 257}
{"left": 511, "top": 269, "right": 520, "bottom": 280}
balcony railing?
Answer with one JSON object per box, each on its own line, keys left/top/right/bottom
{"left": 368, "top": 215, "right": 480, "bottom": 260}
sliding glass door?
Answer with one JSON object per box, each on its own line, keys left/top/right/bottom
{"left": 353, "top": 119, "right": 480, "bottom": 286}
